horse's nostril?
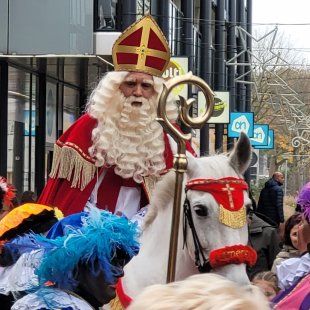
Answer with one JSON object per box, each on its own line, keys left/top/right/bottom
{"left": 194, "top": 205, "right": 208, "bottom": 217}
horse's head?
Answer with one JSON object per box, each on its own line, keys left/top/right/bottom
{"left": 183, "top": 132, "right": 253, "bottom": 285}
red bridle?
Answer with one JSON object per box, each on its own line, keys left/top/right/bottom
{"left": 183, "top": 177, "right": 256, "bottom": 272}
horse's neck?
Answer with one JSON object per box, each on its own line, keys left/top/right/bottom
{"left": 122, "top": 206, "right": 171, "bottom": 298}
{"left": 122, "top": 205, "right": 197, "bottom": 299}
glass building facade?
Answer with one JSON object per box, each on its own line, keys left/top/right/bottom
{"left": 0, "top": 0, "right": 252, "bottom": 200}
{"left": 2, "top": 58, "right": 91, "bottom": 198}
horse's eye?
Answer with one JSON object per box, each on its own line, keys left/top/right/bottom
{"left": 193, "top": 205, "right": 208, "bottom": 217}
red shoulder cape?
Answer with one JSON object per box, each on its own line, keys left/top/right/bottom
{"left": 38, "top": 113, "right": 196, "bottom": 215}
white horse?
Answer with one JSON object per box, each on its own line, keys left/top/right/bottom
{"left": 122, "top": 132, "right": 253, "bottom": 300}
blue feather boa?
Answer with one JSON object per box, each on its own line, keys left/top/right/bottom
{"left": 5, "top": 208, "right": 140, "bottom": 290}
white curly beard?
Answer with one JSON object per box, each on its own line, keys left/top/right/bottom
{"left": 89, "top": 91, "right": 166, "bottom": 183}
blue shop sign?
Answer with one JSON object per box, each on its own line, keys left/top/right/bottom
{"left": 228, "top": 112, "right": 254, "bottom": 138}
{"left": 250, "top": 124, "right": 269, "bottom": 146}
{"left": 255, "top": 129, "right": 274, "bottom": 149}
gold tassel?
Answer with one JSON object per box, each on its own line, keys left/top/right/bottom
{"left": 219, "top": 205, "right": 246, "bottom": 229}
{"left": 109, "top": 296, "right": 125, "bottom": 310}
{"left": 49, "top": 144, "right": 96, "bottom": 190}
{"left": 50, "top": 144, "right": 62, "bottom": 178}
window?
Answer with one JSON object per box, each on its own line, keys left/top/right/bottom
{"left": 7, "top": 66, "right": 37, "bottom": 195}
{"left": 95, "top": 0, "right": 118, "bottom": 31}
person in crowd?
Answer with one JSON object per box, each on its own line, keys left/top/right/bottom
{"left": 0, "top": 203, "right": 61, "bottom": 309}
{"left": 0, "top": 203, "right": 61, "bottom": 266}
{"left": 38, "top": 15, "right": 195, "bottom": 217}
{"left": 251, "top": 271, "right": 280, "bottom": 301}
{"left": 8, "top": 208, "right": 140, "bottom": 310}
{"left": 20, "top": 191, "right": 36, "bottom": 204}
{"left": 272, "top": 182, "right": 310, "bottom": 309}
{"left": 257, "top": 172, "right": 284, "bottom": 229}
{"left": 0, "top": 176, "right": 17, "bottom": 221}
{"left": 126, "top": 273, "right": 270, "bottom": 310}
{"left": 0, "top": 210, "right": 82, "bottom": 270}
{"left": 0, "top": 211, "right": 86, "bottom": 310}
{"left": 271, "top": 212, "right": 301, "bottom": 272}
{"left": 247, "top": 210, "right": 281, "bottom": 279}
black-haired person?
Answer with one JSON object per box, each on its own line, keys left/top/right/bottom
{"left": 8, "top": 208, "right": 139, "bottom": 309}
{"left": 0, "top": 203, "right": 61, "bottom": 309}
{"left": 20, "top": 191, "right": 36, "bottom": 205}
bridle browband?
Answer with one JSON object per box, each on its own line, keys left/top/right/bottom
{"left": 182, "top": 177, "right": 257, "bottom": 273}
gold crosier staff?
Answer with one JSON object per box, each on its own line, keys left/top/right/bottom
{"left": 157, "top": 72, "right": 215, "bottom": 283}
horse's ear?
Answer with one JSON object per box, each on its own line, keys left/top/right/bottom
{"left": 229, "top": 132, "right": 252, "bottom": 175}
{"left": 187, "top": 153, "right": 199, "bottom": 179}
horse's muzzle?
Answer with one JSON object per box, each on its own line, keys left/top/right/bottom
{"left": 208, "top": 244, "right": 257, "bottom": 269}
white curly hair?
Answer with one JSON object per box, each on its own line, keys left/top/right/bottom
{"left": 127, "top": 274, "right": 271, "bottom": 310}
{"left": 86, "top": 71, "right": 178, "bottom": 183}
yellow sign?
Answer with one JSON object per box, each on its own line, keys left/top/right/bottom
{"left": 198, "top": 91, "right": 230, "bottom": 124}
{"left": 162, "top": 57, "right": 188, "bottom": 98}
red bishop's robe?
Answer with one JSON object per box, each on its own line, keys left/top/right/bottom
{"left": 38, "top": 114, "right": 195, "bottom": 216}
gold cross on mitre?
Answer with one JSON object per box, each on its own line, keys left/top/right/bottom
{"left": 112, "top": 15, "right": 170, "bottom": 77}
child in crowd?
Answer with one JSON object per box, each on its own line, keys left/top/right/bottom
{"left": 252, "top": 271, "right": 280, "bottom": 301}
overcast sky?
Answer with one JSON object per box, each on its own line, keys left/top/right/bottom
{"left": 252, "top": 0, "right": 310, "bottom": 63}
